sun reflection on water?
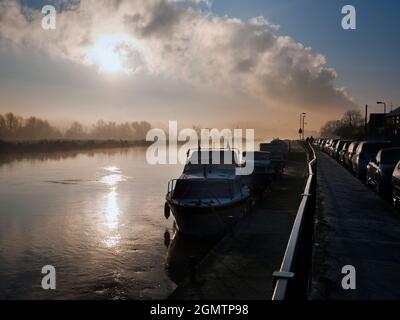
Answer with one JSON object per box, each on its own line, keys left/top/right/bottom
{"left": 99, "top": 166, "right": 127, "bottom": 248}
{"left": 105, "top": 188, "right": 119, "bottom": 230}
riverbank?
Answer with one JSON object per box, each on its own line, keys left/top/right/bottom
{"left": 0, "top": 139, "right": 150, "bottom": 154}
{"left": 168, "top": 144, "right": 307, "bottom": 300}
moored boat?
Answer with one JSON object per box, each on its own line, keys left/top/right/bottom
{"left": 260, "top": 140, "right": 288, "bottom": 177}
{"left": 241, "top": 151, "right": 273, "bottom": 194}
{"left": 165, "top": 150, "right": 251, "bottom": 237}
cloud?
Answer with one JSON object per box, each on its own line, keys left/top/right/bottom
{"left": 0, "top": 0, "right": 357, "bottom": 114}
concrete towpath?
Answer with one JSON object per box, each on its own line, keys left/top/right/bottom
{"left": 311, "top": 151, "right": 400, "bottom": 300}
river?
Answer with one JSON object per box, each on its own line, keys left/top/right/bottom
{"left": 0, "top": 147, "right": 185, "bottom": 299}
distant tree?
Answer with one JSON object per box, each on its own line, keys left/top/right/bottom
{"left": 0, "top": 114, "right": 6, "bottom": 138}
{"left": 320, "top": 109, "right": 364, "bottom": 139}
{"left": 320, "top": 120, "right": 341, "bottom": 137}
{"left": 22, "top": 117, "right": 62, "bottom": 139}
{"left": 4, "top": 113, "right": 23, "bottom": 136}
{"left": 65, "top": 122, "right": 86, "bottom": 139}
{"left": 131, "top": 121, "right": 151, "bottom": 140}
{"left": 0, "top": 113, "right": 152, "bottom": 141}
{"left": 341, "top": 110, "right": 363, "bottom": 128}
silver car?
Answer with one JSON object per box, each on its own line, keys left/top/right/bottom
{"left": 352, "top": 141, "right": 392, "bottom": 180}
{"left": 367, "top": 148, "right": 400, "bottom": 194}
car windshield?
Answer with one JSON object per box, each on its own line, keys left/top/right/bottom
{"left": 363, "top": 143, "right": 391, "bottom": 154}
{"left": 382, "top": 149, "right": 400, "bottom": 165}
{"left": 349, "top": 143, "right": 358, "bottom": 152}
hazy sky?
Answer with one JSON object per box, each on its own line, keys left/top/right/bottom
{"left": 1, "top": 0, "right": 399, "bottom": 138}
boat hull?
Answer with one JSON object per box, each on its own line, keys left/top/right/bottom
{"left": 167, "top": 199, "right": 249, "bottom": 237}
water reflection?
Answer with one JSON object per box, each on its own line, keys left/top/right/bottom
{"left": 103, "top": 234, "right": 121, "bottom": 248}
{"left": 105, "top": 189, "right": 119, "bottom": 230}
{"left": 100, "top": 166, "right": 127, "bottom": 247}
{"left": 0, "top": 148, "right": 184, "bottom": 299}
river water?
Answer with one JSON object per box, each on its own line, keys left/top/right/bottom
{"left": 0, "top": 147, "right": 186, "bottom": 299}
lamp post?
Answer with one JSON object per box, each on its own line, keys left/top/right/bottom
{"left": 299, "top": 113, "right": 306, "bottom": 140}
{"left": 302, "top": 113, "right": 306, "bottom": 140}
{"left": 377, "top": 101, "right": 387, "bottom": 115}
{"left": 365, "top": 104, "right": 368, "bottom": 139}
{"left": 299, "top": 113, "right": 303, "bottom": 140}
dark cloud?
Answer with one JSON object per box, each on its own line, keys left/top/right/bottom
{"left": 124, "top": 0, "right": 185, "bottom": 38}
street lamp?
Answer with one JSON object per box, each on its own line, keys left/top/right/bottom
{"left": 299, "top": 112, "right": 306, "bottom": 140}
{"left": 377, "top": 101, "right": 387, "bottom": 115}
{"left": 302, "top": 113, "right": 307, "bottom": 140}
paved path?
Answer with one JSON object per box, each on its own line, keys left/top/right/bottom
{"left": 169, "top": 150, "right": 307, "bottom": 300}
{"left": 311, "top": 151, "right": 400, "bottom": 300}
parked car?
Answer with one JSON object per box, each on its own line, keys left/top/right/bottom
{"left": 322, "top": 139, "right": 331, "bottom": 153}
{"left": 392, "top": 161, "right": 400, "bottom": 207}
{"left": 328, "top": 140, "right": 337, "bottom": 157}
{"left": 344, "top": 141, "right": 359, "bottom": 168}
{"left": 352, "top": 141, "right": 392, "bottom": 180}
{"left": 317, "top": 139, "right": 325, "bottom": 150}
{"left": 319, "top": 139, "right": 326, "bottom": 150}
{"left": 367, "top": 148, "right": 400, "bottom": 194}
{"left": 326, "top": 139, "right": 338, "bottom": 155}
{"left": 339, "top": 142, "right": 351, "bottom": 164}
{"left": 333, "top": 140, "right": 352, "bottom": 160}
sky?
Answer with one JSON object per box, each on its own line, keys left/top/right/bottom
{"left": 0, "top": 0, "right": 399, "bottom": 138}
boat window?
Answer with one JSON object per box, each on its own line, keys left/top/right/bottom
{"left": 244, "top": 152, "right": 270, "bottom": 161}
{"left": 173, "top": 181, "right": 233, "bottom": 199}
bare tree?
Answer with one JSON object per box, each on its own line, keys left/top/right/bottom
{"left": 341, "top": 110, "right": 363, "bottom": 128}
{"left": 320, "top": 109, "right": 363, "bottom": 139}
{"left": 65, "top": 122, "right": 86, "bottom": 139}
{"left": 0, "top": 113, "right": 152, "bottom": 141}
{"left": 320, "top": 120, "right": 341, "bottom": 137}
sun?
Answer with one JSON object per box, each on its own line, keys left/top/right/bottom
{"left": 86, "top": 34, "right": 138, "bottom": 75}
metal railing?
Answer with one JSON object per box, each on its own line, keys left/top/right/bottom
{"left": 271, "top": 141, "right": 317, "bottom": 300}
{"left": 167, "top": 179, "right": 177, "bottom": 196}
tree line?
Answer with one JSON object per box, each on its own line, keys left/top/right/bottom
{"left": 0, "top": 113, "right": 152, "bottom": 141}
{"left": 320, "top": 109, "right": 364, "bottom": 139}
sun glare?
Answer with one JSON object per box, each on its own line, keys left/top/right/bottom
{"left": 86, "top": 34, "right": 138, "bottom": 75}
